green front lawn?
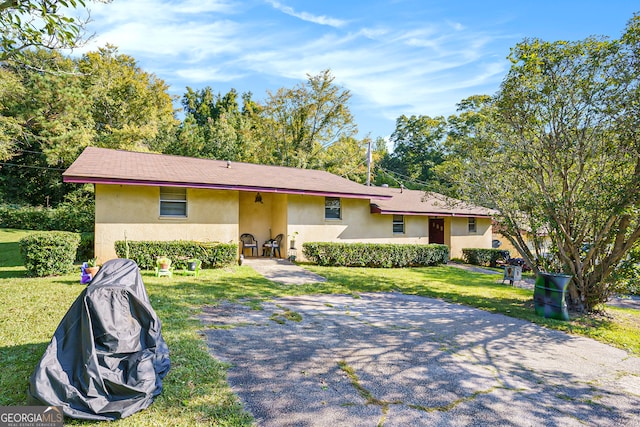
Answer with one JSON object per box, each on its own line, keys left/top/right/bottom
{"left": 0, "top": 228, "right": 638, "bottom": 425}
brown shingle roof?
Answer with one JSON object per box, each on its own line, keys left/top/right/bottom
{"left": 369, "top": 186, "right": 494, "bottom": 217}
{"left": 63, "top": 147, "right": 390, "bottom": 199}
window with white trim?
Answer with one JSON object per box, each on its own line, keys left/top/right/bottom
{"left": 393, "top": 215, "right": 405, "bottom": 234}
{"left": 160, "top": 187, "right": 187, "bottom": 217}
{"left": 325, "top": 197, "right": 341, "bottom": 220}
{"left": 468, "top": 217, "right": 477, "bottom": 233}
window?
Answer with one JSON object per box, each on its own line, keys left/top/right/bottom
{"left": 468, "top": 217, "right": 477, "bottom": 233}
{"left": 160, "top": 187, "right": 187, "bottom": 217}
{"left": 393, "top": 215, "right": 405, "bottom": 234}
{"left": 325, "top": 197, "right": 341, "bottom": 220}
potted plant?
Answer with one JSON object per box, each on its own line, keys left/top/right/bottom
{"left": 158, "top": 256, "right": 171, "bottom": 270}
{"left": 289, "top": 231, "right": 299, "bottom": 250}
{"left": 85, "top": 258, "right": 100, "bottom": 277}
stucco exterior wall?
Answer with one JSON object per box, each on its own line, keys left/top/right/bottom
{"left": 238, "top": 192, "right": 288, "bottom": 254}
{"left": 288, "top": 195, "right": 434, "bottom": 261}
{"left": 94, "top": 185, "right": 492, "bottom": 264}
{"left": 94, "top": 184, "right": 238, "bottom": 262}
{"left": 449, "top": 217, "right": 493, "bottom": 259}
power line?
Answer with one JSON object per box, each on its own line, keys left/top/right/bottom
{"left": 0, "top": 162, "right": 66, "bottom": 171}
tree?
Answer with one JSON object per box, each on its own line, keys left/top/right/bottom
{"left": 0, "top": 49, "right": 94, "bottom": 205}
{"left": 77, "top": 45, "right": 178, "bottom": 152}
{"left": 167, "top": 87, "right": 258, "bottom": 161}
{"left": 0, "top": 0, "right": 108, "bottom": 62}
{"left": 260, "top": 69, "right": 356, "bottom": 168}
{"left": 0, "top": 45, "right": 177, "bottom": 205}
{"left": 450, "top": 17, "right": 640, "bottom": 312}
{"left": 323, "top": 135, "right": 368, "bottom": 183}
{"left": 382, "top": 114, "right": 447, "bottom": 190}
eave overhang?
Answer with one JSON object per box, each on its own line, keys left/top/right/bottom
{"left": 369, "top": 205, "right": 493, "bottom": 217}
{"left": 64, "top": 176, "right": 392, "bottom": 200}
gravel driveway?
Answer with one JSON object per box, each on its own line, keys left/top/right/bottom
{"left": 200, "top": 293, "right": 640, "bottom": 426}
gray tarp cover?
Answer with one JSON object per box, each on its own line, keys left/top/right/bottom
{"left": 28, "top": 258, "right": 171, "bottom": 420}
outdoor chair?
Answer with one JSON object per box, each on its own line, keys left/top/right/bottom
{"left": 155, "top": 257, "right": 173, "bottom": 278}
{"left": 263, "top": 233, "right": 283, "bottom": 258}
{"left": 182, "top": 258, "right": 202, "bottom": 277}
{"left": 240, "top": 233, "right": 258, "bottom": 257}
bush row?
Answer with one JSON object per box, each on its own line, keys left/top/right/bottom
{"left": 19, "top": 231, "right": 81, "bottom": 277}
{"left": 302, "top": 242, "right": 449, "bottom": 267}
{"left": 114, "top": 240, "right": 237, "bottom": 270}
{"left": 462, "top": 248, "right": 508, "bottom": 268}
{"left": 0, "top": 203, "right": 93, "bottom": 233}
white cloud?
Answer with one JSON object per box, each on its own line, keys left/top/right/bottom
{"left": 76, "top": 0, "right": 514, "bottom": 136}
{"left": 267, "top": 1, "right": 348, "bottom": 28}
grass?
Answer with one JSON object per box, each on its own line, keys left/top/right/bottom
{"left": 1, "top": 228, "right": 639, "bottom": 425}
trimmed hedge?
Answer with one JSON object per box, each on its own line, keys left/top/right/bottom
{"left": 302, "top": 242, "right": 449, "bottom": 267}
{"left": 462, "top": 248, "right": 508, "bottom": 268}
{"left": 114, "top": 240, "right": 237, "bottom": 270}
{"left": 0, "top": 203, "right": 93, "bottom": 233}
{"left": 19, "top": 231, "right": 81, "bottom": 277}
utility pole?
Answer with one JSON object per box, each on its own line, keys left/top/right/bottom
{"left": 366, "top": 138, "right": 372, "bottom": 186}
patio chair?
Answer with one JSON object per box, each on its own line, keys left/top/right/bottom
{"left": 263, "top": 234, "right": 283, "bottom": 258}
{"left": 183, "top": 258, "right": 202, "bottom": 277}
{"left": 155, "top": 257, "right": 173, "bottom": 278}
{"left": 240, "top": 233, "right": 258, "bottom": 257}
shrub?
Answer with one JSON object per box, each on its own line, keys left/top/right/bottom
{"left": 302, "top": 242, "right": 449, "bottom": 267}
{"left": 114, "top": 240, "right": 237, "bottom": 270}
{"left": 0, "top": 201, "right": 93, "bottom": 233}
{"left": 462, "top": 248, "right": 508, "bottom": 268}
{"left": 19, "top": 231, "right": 81, "bottom": 277}
{"left": 76, "top": 232, "right": 95, "bottom": 262}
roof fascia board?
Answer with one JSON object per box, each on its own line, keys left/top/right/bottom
{"left": 370, "top": 205, "right": 491, "bottom": 218}
{"left": 64, "top": 176, "right": 391, "bottom": 200}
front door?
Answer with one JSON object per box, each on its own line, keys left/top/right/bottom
{"left": 429, "top": 218, "right": 445, "bottom": 244}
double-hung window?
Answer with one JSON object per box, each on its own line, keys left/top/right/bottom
{"left": 393, "top": 215, "right": 405, "bottom": 234}
{"left": 325, "top": 197, "right": 341, "bottom": 220}
{"left": 468, "top": 217, "right": 477, "bottom": 233}
{"left": 160, "top": 187, "right": 187, "bottom": 217}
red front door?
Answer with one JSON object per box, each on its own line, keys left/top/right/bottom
{"left": 429, "top": 218, "right": 445, "bottom": 244}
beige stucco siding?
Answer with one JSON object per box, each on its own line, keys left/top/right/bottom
{"left": 288, "top": 195, "right": 433, "bottom": 260}
{"left": 94, "top": 184, "right": 238, "bottom": 262}
{"left": 238, "top": 192, "right": 288, "bottom": 251}
{"left": 449, "top": 217, "right": 493, "bottom": 259}
{"left": 94, "top": 185, "right": 492, "bottom": 264}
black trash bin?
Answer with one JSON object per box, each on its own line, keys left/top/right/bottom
{"left": 533, "top": 272, "right": 572, "bottom": 321}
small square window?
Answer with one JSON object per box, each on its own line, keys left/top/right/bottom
{"left": 393, "top": 215, "right": 405, "bottom": 234}
{"left": 325, "top": 197, "right": 341, "bottom": 220}
{"left": 160, "top": 187, "right": 187, "bottom": 217}
{"left": 468, "top": 217, "right": 477, "bottom": 233}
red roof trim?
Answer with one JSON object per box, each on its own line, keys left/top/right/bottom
{"left": 65, "top": 176, "right": 390, "bottom": 200}
{"left": 370, "top": 205, "right": 492, "bottom": 218}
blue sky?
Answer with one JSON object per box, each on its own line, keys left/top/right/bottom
{"left": 76, "top": 0, "right": 638, "bottom": 139}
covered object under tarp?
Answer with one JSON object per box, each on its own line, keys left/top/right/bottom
{"left": 28, "top": 258, "right": 171, "bottom": 420}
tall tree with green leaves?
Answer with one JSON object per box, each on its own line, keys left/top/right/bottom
{"left": 260, "top": 69, "right": 356, "bottom": 168}
{"left": 168, "top": 87, "right": 258, "bottom": 161}
{"left": 0, "top": 0, "right": 110, "bottom": 62}
{"left": 0, "top": 49, "right": 94, "bottom": 205}
{"left": 77, "top": 44, "right": 178, "bottom": 152}
{"left": 381, "top": 114, "right": 447, "bottom": 190}
{"left": 448, "top": 15, "right": 640, "bottom": 312}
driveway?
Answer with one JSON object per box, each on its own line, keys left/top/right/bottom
{"left": 200, "top": 293, "right": 640, "bottom": 426}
